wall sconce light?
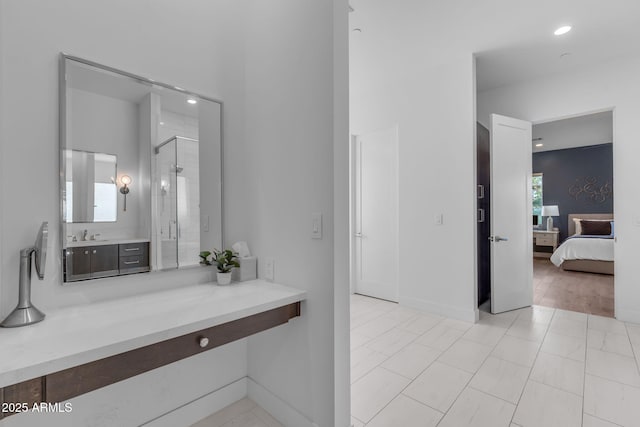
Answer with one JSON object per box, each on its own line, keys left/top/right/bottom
{"left": 120, "top": 175, "right": 132, "bottom": 211}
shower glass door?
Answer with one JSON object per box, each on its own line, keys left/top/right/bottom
{"left": 156, "top": 139, "right": 178, "bottom": 269}
{"left": 175, "top": 137, "right": 200, "bottom": 267}
{"left": 155, "top": 136, "right": 201, "bottom": 269}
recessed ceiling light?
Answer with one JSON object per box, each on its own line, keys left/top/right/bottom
{"left": 535, "top": 143, "right": 544, "bottom": 147}
{"left": 554, "top": 26, "right": 572, "bottom": 36}
{"left": 187, "top": 99, "right": 197, "bottom": 105}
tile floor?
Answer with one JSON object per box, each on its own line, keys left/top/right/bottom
{"left": 350, "top": 294, "right": 640, "bottom": 427}
{"left": 190, "top": 398, "right": 283, "bottom": 427}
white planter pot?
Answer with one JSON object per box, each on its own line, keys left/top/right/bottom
{"left": 216, "top": 271, "right": 232, "bottom": 285}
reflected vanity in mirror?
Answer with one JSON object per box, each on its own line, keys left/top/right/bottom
{"left": 60, "top": 54, "right": 223, "bottom": 283}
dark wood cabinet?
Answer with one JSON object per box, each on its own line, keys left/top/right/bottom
{"left": 64, "top": 242, "right": 150, "bottom": 282}
{"left": 90, "top": 245, "right": 119, "bottom": 278}
{"left": 64, "top": 248, "right": 92, "bottom": 281}
{"left": 64, "top": 245, "right": 118, "bottom": 282}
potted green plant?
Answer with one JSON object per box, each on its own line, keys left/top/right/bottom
{"left": 199, "top": 251, "right": 212, "bottom": 266}
{"left": 211, "top": 248, "right": 239, "bottom": 285}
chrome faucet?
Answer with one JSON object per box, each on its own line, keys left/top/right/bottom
{"left": 82, "top": 229, "right": 88, "bottom": 241}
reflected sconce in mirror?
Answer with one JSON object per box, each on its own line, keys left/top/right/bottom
{"left": 120, "top": 175, "right": 131, "bottom": 211}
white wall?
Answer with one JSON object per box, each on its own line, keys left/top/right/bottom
{"left": 65, "top": 88, "right": 142, "bottom": 240}
{"left": 350, "top": 54, "right": 478, "bottom": 322}
{"left": 0, "top": 1, "right": 348, "bottom": 427}
{"left": 478, "top": 55, "right": 640, "bottom": 323}
{"left": 0, "top": 1, "right": 5, "bottom": 318}
{"left": 0, "top": 0, "right": 247, "bottom": 424}
{"left": 0, "top": 0, "right": 233, "bottom": 315}
{"left": 333, "top": 0, "right": 351, "bottom": 425}
{"left": 227, "top": 1, "right": 349, "bottom": 426}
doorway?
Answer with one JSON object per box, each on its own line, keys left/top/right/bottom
{"left": 531, "top": 111, "right": 615, "bottom": 317}
{"left": 476, "top": 110, "right": 615, "bottom": 317}
{"left": 351, "top": 126, "right": 399, "bottom": 302}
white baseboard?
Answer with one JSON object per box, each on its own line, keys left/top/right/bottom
{"left": 247, "top": 377, "right": 316, "bottom": 427}
{"left": 398, "top": 296, "right": 477, "bottom": 323}
{"left": 143, "top": 377, "right": 248, "bottom": 427}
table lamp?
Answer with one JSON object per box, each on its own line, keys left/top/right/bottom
{"left": 541, "top": 205, "right": 559, "bottom": 231}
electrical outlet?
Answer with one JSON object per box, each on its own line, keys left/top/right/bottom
{"left": 435, "top": 213, "right": 443, "bottom": 225}
{"left": 264, "top": 257, "right": 274, "bottom": 282}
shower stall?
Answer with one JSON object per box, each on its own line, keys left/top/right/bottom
{"left": 154, "top": 136, "right": 200, "bottom": 269}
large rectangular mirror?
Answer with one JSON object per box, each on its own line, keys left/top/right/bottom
{"left": 60, "top": 54, "right": 223, "bottom": 283}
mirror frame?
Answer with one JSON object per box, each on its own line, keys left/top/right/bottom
{"left": 59, "top": 53, "right": 225, "bottom": 283}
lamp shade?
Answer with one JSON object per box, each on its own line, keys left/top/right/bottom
{"left": 541, "top": 205, "right": 559, "bottom": 217}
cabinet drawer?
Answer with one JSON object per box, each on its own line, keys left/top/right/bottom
{"left": 44, "top": 302, "right": 300, "bottom": 404}
{"left": 119, "top": 243, "right": 146, "bottom": 256}
{"left": 0, "top": 377, "right": 44, "bottom": 419}
{"left": 536, "top": 236, "right": 554, "bottom": 246}
{"left": 119, "top": 254, "right": 150, "bottom": 274}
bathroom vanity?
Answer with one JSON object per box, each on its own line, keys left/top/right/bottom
{"left": 0, "top": 280, "right": 305, "bottom": 419}
{"left": 63, "top": 239, "right": 150, "bottom": 282}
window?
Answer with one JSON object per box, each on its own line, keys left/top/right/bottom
{"left": 532, "top": 173, "right": 543, "bottom": 217}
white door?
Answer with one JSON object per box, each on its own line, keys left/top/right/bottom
{"left": 490, "top": 114, "right": 533, "bottom": 314}
{"left": 353, "top": 127, "right": 399, "bottom": 302}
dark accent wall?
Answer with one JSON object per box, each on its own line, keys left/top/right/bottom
{"left": 533, "top": 143, "right": 613, "bottom": 242}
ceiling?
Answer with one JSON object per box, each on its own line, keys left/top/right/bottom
{"left": 67, "top": 60, "right": 202, "bottom": 118}
{"left": 349, "top": 0, "right": 640, "bottom": 92}
{"left": 532, "top": 111, "right": 612, "bottom": 153}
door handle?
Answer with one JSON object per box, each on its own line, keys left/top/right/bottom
{"left": 354, "top": 232, "right": 364, "bottom": 238}
{"left": 477, "top": 184, "right": 485, "bottom": 199}
{"left": 488, "top": 235, "right": 509, "bottom": 242}
{"left": 477, "top": 208, "right": 485, "bottom": 223}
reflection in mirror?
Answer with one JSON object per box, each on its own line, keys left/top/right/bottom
{"left": 60, "top": 55, "right": 222, "bottom": 283}
{"left": 64, "top": 150, "right": 117, "bottom": 223}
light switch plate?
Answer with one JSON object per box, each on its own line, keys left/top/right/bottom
{"left": 311, "top": 212, "right": 322, "bottom": 239}
{"left": 435, "top": 213, "right": 443, "bottom": 225}
{"left": 264, "top": 257, "right": 274, "bottom": 282}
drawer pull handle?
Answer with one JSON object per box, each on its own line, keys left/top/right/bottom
{"left": 124, "top": 247, "right": 140, "bottom": 251}
{"left": 123, "top": 260, "right": 140, "bottom": 265}
{"left": 199, "top": 337, "right": 209, "bottom": 348}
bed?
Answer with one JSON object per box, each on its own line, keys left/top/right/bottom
{"left": 550, "top": 213, "right": 614, "bottom": 275}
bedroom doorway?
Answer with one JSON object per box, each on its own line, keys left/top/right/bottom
{"left": 531, "top": 111, "right": 615, "bottom": 317}
{"left": 476, "top": 110, "right": 615, "bottom": 318}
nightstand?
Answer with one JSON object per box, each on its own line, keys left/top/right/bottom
{"left": 533, "top": 230, "right": 559, "bottom": 258}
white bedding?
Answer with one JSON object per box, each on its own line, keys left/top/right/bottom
{"left": 550, "top": 237, "right": 614, "bottom": 267}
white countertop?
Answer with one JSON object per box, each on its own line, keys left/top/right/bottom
{"left": 65, "top": 238, "right": 150, "bottom": 248}
{"left": 0, "top": 280, "right": 306, "bottom": 388}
